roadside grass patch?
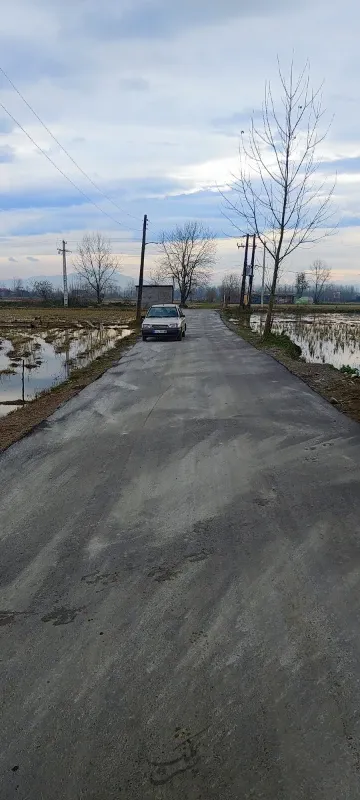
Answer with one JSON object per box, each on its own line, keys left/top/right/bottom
{"left": 220, "top": 309, "right": 360, "bottom": 427}
{"left": 340, "top": 365, "right": 360, "bottom": 377}
{"left": 222, "top": 310, "right": 302, "bottom": 360}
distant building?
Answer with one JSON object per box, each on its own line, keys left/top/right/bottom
{"left": 295, "top": 296, "right": 314, "bottom": 305}
{"left": 136, "top": 284, "right": 174, "bottom": 309}
{"left": 251, "top": 293, "right": 295, "bottom": 305}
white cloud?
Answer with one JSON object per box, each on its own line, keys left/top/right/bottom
{"left": 0, "top": 0, "right": 359, "bottom": 286}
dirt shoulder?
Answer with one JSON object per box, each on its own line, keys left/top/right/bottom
{"left": 0, "top": 330, "right": 139, "bottom": 453}
{"left": 221, "top": 311, "right": 360, "bottom": 425}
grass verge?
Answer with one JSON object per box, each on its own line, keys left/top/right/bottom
{"left": 221, "top": 310, "right": 360, "bottom": 426}
{"left": 0, "top": 329, "right": 139, "bottom": 454}
{"left": 222, "top": 303, "right": 360, "bottom": 314}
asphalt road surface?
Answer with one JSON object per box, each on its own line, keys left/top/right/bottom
{"left": 2, "top": 311, "right": 360, "bottom": 799}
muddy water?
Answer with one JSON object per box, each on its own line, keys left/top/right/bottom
{"left": 250, "top": 313, "right": 360, "bottom": 370}
{"left": 0, "top": 325, "right": 131, "bottom": 416}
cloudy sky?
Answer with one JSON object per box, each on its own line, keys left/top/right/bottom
{"left": 0, "top": 0, "right": 359, "bottom": 287}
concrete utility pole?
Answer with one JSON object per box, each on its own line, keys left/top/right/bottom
{"left": 261, "top": 243, "right": 266, "bottom": 307}
{"left": 247, "top": 234, "right": 256, "bottom": 307}
{"left": 57, "top": 240, "right": 71, "bottom": 308}
{"left": 136, "top": 214, "right": 148, "bottom": 324}
{"left": 239, "top": 234, "right": 249, "bottom": 309}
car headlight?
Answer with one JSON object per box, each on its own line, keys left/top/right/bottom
{"left": 142, "top": 323, "right": 151, "bottom": 328}
{"left": 169, "top": 322, "right": 180, "bottom": 328}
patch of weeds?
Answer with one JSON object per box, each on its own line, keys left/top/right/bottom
{"left": 222, "top": 311, "right": 302, "bottom": 361}
{"left": 340, "top": 364, "right": 360, "bottom": 377}
{"left": 261, "top": 331, "right": 302, "bottom": 360}
{"left": 44, "top": 333, "right": 57, "bottom": 344}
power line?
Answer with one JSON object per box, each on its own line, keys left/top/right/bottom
{"left": 65, "top": 238, "right": 142, "bottom": 243}
{"left": 0, "top": 99, "right": 142, "bottom": 232}
{"left": 0, "top": 64, "right": 142, "bottom": 225}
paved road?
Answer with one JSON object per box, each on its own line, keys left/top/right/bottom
{"left": 2, "top": 311, "right": 360, "bottom": 799}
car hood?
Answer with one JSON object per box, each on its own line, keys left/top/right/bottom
{"left": 142, "top": 317, "right": 179, "bottom": 326}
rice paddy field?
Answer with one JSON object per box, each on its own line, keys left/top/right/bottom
{"left": 0, "top": 307, "right": 135, "bottom": 416}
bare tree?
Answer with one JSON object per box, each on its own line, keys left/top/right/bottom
{"left": 149, "top": 267, "right": 162, "bottom": 285}
{"left": 122, "top": 279, "right": 136, "bottom": 301}
{"left": 222, "top": 61, "right": 334, "bottom": 335}
{"left": 32, "top": 280, "right": 54, "bottom": 301}
{"left": 12, "top": 278, "right": 24, "bottom": 296}
{"left": 221, "top": 272, "right": 241, "bottom": 305}
{"left": 310, "top": 259, "right": 331, "bottom": 304}
{"left": 295, "top": 271, "right": 309, "bottom": 298}
{"left": 157, "top": 221, "right": 217, "bottom": 306}
{"left": 74, "top": 232, "right": 121, "bottom": 304}
{"left": 205, "top": 285, "right": 218, "bottom": 303}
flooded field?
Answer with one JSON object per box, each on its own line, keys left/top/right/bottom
{"left": 250, "top": 312, "right": 360, "bottom": 371}
{"left": 0, "top": 324, "right": 131, "bottom": 416}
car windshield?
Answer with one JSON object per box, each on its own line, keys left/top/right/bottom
{"left": 146, "top": 307, "right": 178, "bottom": 318}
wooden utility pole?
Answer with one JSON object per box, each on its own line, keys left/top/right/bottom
{"left": 239, "top": 234, "right": 249, "bottom": 309}
{"left": 136, "top": 214, "right": 147, "bottom": 323}
{"left": 57, "top": 240, "right": 71, "bottom": 308}
{"left": 247, "top": 234, "right": 256, "bottom": 307}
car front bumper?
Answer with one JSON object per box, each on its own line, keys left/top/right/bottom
{"left": 142, "top": 327, "right": 181, "bottom": 336}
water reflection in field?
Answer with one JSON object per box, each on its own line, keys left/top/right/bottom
{"left": 250, "top": 313, "right": 360, "bottom": 370}
{"left": 0, "top": 325, "right": 131, "bottom": 415}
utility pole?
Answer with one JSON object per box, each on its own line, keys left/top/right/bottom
{"left": 239, "top": 234, "right": 249, "bottom": 309}
{"left": 261, "top": 243, "right": 266, "bottom": 307}
{"left": 57, "top": 240, "right": 71, "bottom": 308}
{"left": 247, "top": 234, "right": 256, "bottom": 307}
{"left": 136, "top": 214, "right": 147, "bottom": 324}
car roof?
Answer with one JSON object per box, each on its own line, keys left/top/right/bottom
{"left": 149, "top": 303, "right": 179, "bottom": 308}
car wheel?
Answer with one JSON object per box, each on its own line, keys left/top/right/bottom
{"left": 182, "top": 329, "right": 186, "bottom": 338}
{"left": 176, "top": 331, "right": 182, "bottom": 341}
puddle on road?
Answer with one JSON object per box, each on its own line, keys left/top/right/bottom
{"left": 0, "top": 325, "right": 131, "bottom": 416}
{"left": 250, "top": 312, "right": 360, "bottom": 370}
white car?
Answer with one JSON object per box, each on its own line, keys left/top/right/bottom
{"left": 142, "top": 304, "right": 186, "bottom": 341}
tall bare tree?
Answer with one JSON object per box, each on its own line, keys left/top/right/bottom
{"left": 222, "top": 61, "right": 334, "bottom": 335}
{"left": 310, "top": 259, "right": 331, "bottom": 304}
{"left": 74, "top": 232, "right": 121, "bottom": 304}
{"left": 157, "top": 221, "right": 217, "bottom": 306}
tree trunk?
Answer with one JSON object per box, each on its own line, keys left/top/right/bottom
{"left": 263, "top": 258, "right": 280, "bottom": 336}
{"left": 180, "top": 283, "right": 187, "bottom": 306}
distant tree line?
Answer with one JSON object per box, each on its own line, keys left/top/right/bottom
{"left": 2, "top": 230, "right": 358, "bottom": 309}
{"left": 0, "top": 275, "right": 137, "bottom": 306}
